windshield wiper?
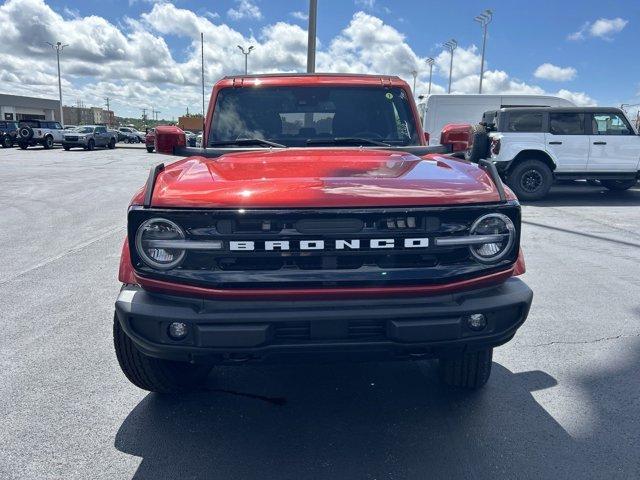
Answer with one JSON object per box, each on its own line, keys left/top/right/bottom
{"left": 210, "top": 138, "right": 287, "bottom": 148}
{"left": 306, "top": 137, "right": 391, "bottom": 147}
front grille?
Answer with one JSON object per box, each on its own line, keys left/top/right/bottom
{"left": 65, "top": 136, "right": 79, "bottom": 141}
{"left": 129, "top": 204, "right": 520, "bottom": 289}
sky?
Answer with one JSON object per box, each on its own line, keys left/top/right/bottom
{"left": 0, "top": 0, "right": 638, "bottom": 120}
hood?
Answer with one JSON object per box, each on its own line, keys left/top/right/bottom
{"left": 148, "top": 148, "right": 505, "bottom": 208}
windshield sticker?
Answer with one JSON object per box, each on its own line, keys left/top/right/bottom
{"left": 385, "top": 92, "right": 393, "bottom": 100}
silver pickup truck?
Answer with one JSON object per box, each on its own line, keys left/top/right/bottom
{"left": 62, "top": 125, "right": 117, "bottom": 151}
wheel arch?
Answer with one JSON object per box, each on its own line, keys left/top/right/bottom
{"left": 509, "top": 149, "right": 556, "bottom": 173}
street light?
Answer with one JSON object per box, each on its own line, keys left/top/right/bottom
{"left": 426, "top": 57, "right": 434, "bottom": 95}
{"left": 46, "top": 41, "right": 68, "bottom": 124}
{"left": 237, "top": 45, "right": 254, "bottom": 75}
{"left": 411, "top": 70, "right": 418, "bottom": 93}
{"left": 474, "top": 9, "right": 493, "bottom": 94}
{"left": 443, "top": 39, "right": 457, "bottom": 94}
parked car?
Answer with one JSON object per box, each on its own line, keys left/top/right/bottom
{"left": 62, "top": 125, "right": 117, "bottom": 151}
{"left": 118, "top": 127, "right": 145, "bottom": 143}
{"left": 477, "top": 107, "right": 640, "bottom": 200}
{"left": 183, "top": 130, "right": 197, "bottom": 147}
{"left": 0, "top": 120, "right": 19, "bottom": 148}
{"left": 145, "top": 128, "right": 156, "bottom": 152}
{"left": 417, "top": 94, "right": 575, "bottom": 146}
{"left": 16, "top": 119, "right": 65, "bottom": 149}
{"left": 113, "top": 73, "right": 533, "bottom": 394}
{"left": 195, "top": 132, "right": 203, "bottom": 147}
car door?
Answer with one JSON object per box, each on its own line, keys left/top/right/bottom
{"left": 545, "top": 112, "right": 590, "bottom": 172}
{"left": 52, "top": 122, "right": 65, "bottom": 142}
{"left": 588, "top": 112, "right": 640, "bottom": 172}
{"left": 95, "top": 126, "right": 107, "bottom": 146}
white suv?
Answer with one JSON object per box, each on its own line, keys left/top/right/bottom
{"left": 17, "top": 120, "right": 65, "bottom": 150}
{"left": 483, "top": 107, "right": 640, "bottom": 200}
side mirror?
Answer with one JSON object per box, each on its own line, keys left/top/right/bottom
{"left": 423, "top": 131, "right": 430, "bottom": 144}
{"left": 440, "top": 123, "right": 474, "bottom": 153}
{"left": 155, "top": 125, "right": 186, "bottom": 154}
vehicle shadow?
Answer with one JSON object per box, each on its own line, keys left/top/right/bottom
{"left": 523, "top": 182, "right": 640, "bottom": 207}
{"left": 115, "top": 359, "right": 600, "bottom": 479}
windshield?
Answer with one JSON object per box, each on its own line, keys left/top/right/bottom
{"left": 76, "top": 127, "right": 94, "bottom": 133}
{"left": 209, "top": 86, "right": 419, "bottom": 148}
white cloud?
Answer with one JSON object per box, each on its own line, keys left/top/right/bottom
{"left": 290, "top": 11, "right": 308, "bottom": 21}
{"left": 555, "top": 89, "right": 596, "bottom": 106}
{"left": 0, "top": 0, "right": 597, "bottom": 118}
{"left": 534, "top": 63, "right": 577, "bottom": 81}
{"left": 227, "top": 0, "right": 262, "bottom": 21}
{"left": 569, "top": 17, "right": 628, "bottom": 40}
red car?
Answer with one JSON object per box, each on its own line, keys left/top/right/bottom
{"left": 145, "top": 128, "right": 155, "bottom": 153}
{"left": 114, "top": 74, "right": 532, "bottom": 393}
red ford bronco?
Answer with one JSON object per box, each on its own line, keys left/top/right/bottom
{"left": 114, "top": 74, "right": 532, "bottom": 393}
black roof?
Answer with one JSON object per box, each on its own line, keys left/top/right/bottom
{"left": 497, "top": 106, "right": 624, "bottom": 114}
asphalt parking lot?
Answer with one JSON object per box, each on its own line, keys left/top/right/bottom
{"left": 1, "top": 145, "right": 639, "bottom": 479}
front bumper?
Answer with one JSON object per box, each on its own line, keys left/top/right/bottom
{"left": 114, "top": 278, "right": 533, "bottom": 364}
{"left": 63, "top": 139, "right": 88, "bottom": 147}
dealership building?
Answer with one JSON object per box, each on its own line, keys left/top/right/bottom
{"left": 0, "top": 94, "right": 60, "bottom": 121}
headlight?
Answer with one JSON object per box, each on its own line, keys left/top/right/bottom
{"left": 135, "top": 218, "right": 186, "bottom": 269}
{"left": 468, "top": 213, "right": 515, "bottom": 263}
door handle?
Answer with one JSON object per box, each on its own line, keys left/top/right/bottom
{"left": 548, "top": 141, "right": 562, "bottom": 145}
{"left": 593, "top": 141, "right": 607, "bottom": 145}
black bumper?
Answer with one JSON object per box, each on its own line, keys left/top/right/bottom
{"left": 114, "top": 278, "right": 533, "bottom": 364}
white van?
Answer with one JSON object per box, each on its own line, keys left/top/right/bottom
{"left": 417, "top": 94, "right": 576, "bottom": 145}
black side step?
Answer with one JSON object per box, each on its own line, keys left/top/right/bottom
{"left": 143, "top": 163, "right": 165, "bottom": 208}
{"left": 478, "top": 158, "right": 507, "bottom": 203}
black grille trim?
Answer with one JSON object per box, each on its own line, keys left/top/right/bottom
{"left": 128, "top": 202, "right": 521, "bottom": 289}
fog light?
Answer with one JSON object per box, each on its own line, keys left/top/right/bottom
{"left": 168, "top": 322, "right": 188, "bottom": 340}
{"left": 467, "top": 313, "right": 487, "bottom": 331}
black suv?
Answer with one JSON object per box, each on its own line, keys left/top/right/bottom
{"left": 0, "top": 120, "right": 19, "bottom": 148}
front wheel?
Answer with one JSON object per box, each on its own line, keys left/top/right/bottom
{"left": 600, "top": 179, "right": 637, "bottom": 191}
{"left": 63, "top": 145, "right": 70, "bottom": 151}
{"left": 18, "top": 143, "right": 28, "bottom": 150}
{"left": 108, "top": 138, "right": 116, "bottom": 149}
{"left": 507, "top": 159, "right": 553, "bottom": 201}
{"left": 2, "top": 135, "right": 13, "bottom": 148}
{"left": 113, "top": 315, "right": 211, "bottom": 393}
{"left": 146, "top": 146, "right": 154, "bottom": 153}
{"left": 87, "top": 139, "right": 95, "bottom": 151}
{"left": 438, "top": 348, "right": 493, "bottom": 389}
{"left": 43, "top": 136, "right": 54, "bottom": 149}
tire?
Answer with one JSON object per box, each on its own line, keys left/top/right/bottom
{"left": 2, "top": 135, "right": 13, "bottom": 148}
{"left": 108, "top": 138, "right": 116, "bottom": 149}
{"left": 438, "top": 348, "right": 493, "bottom": 389}
{"left": 42, "top": 135, "right": 54, "bottom": 149}
{"left": 466, "top": 130, "right": 490, "bottom": 163}
{"left": 63, "top": 145, "right": 70, "bottom": 151}
{"left": 600, "top": 179, "right": 637, "bottom": 191}
{"left": 507, "top": 158, "right": 554, "bottom": 201}
{"left": 18, "top": 126, "right": 34, "bottom": 141}
{"left": 113, "top": 314, "right": 211, "bottom": 393}
{"left": 146, "top": 146, "right": 154, "bottom": 153}
{"left": 18, "top": 142, "right": 28, "bottom": 150}
{"left": 87, "top": 139, "right": 95, "bottom": 151}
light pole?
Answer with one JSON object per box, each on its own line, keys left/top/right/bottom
{"left": 426, "top": 57, "right": 434, "bottom": 94}
{"left": 307, "top": 0, "right": 318, "bottom": 73}
{"left": 237, "top": 45, "right": 254, "bottom": 75}
{"left": 411, "top": 70, "right": 418, "bottom": 93}
{"left": 474, "top": 9, "right": 493, "bottom": 94}
{"left": 46, "top": 41, "right": 68, "bottom": 124}
{"left": 444, "top": 39, "right": 457, "bottom": 94}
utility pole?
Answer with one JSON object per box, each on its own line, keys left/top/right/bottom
{"left": 444, "top": 39, "right": 457, "bottom": 94}
{"left": 426, "top": 58, "right": 434, "bottom": 94}
{"left": 46, "top": 41, "right": 68, "bottom": 124}
{"left": 237, "top": 45, "right": 254, "bottom": 75}
{"left": 201, "top": 33, "right": 206, "bottom": 147}
{"left": 411, "top": 70, "right": 418, "bottom": 93}
{"left": 475, "top": 9, "right": 493, "bottom": 94}
{"left": 141, "top": 108, "right": 147, "bottom": 124}
{"left": 105, "top": 97, "right": 111, "bottom": 127}
{"left": 307, "top": 0, "right": 318, "bottom": 73}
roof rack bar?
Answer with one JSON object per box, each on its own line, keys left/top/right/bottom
{"left": 478, "top": 158, "right": 507, "bottom": 203}
{"left": 143, "top": 163, "right": 165, "bottom": 208}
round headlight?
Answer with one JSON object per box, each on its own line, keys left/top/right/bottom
{"left": 135, "top": 218, "right": 186, "bottom": 270}
{"left": 468, "top": 213, "right": 515, "bottom": 263}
